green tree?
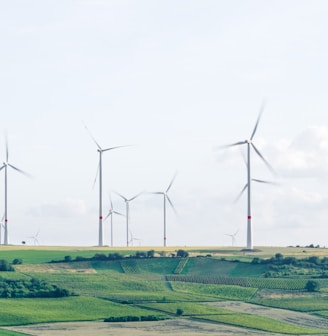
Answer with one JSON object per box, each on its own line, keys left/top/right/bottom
{"left": 12, "top": 258, "right": 22, "bottom": 265}
{"left": 0, "top": 259, "right": 14, "bottom": 271}
{"left": 176, "top": 249, "right": 189, "bottom": 258}
{"left": 305, "top": 280, "right": 320, "bottom": 292}
{"left": 176, "top": 308, "right": 184, "bottom": 316}
{"left": 147, "top": 250, "right": 155, "bottom": 258}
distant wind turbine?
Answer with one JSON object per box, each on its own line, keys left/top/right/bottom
{"left": 219, "top": 103, "right": 274, "bottom": 250}
{"left": 115, "top": 192, "right": 142, "bottom": 247}
{"left": 150, "top": 173, "right": 178, "bottom": 247}
{"left": 29, "top": 229, "right": 40, "bottom": 245}
{"left": 129, "top": 230, "right": 142, "bottom": 246}
{"left": 0, "top": 133, "right": 31, "bottom": 245}
{"left": 104, "top": 193, "right": 124, "bottom": 247}
{"left": 225, "top": 229, "right": 239, "bottom": 246}
{"left": 84, "top": 123, "right": 129, "bottom": 247}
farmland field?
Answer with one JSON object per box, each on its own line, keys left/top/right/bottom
{"left": 1, "top": 246, "right": 328, "bottom": 335}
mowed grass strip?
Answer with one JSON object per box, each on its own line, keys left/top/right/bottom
{"left": 0, "top": 296, "right": 162, "bottom": 326}
{"left": 171, "top": 282, "right": 257, "bottom": 300}
{"left": 251, "top": 296, "right": 328, "bottom": 312}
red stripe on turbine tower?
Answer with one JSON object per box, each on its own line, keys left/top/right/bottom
{"left": 99, "top": 216, "right": 103, "bottom": 220}
{"left": 248, "top": 216, "right": 252, "bottom": 219}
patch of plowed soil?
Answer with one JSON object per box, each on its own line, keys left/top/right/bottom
{"left": 206, "top": 301, "right": 328, "bottom": 330}
{"left": 15, "top": 262, "right": 96, "bottom": 273}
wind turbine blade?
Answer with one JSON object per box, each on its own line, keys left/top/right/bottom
{"left": 217, "top": 141, "right": 246, "bottom": 149}
{"left": 251, "top": 143, "right": 275, "bottom": 175}
{"left": 113, "top": 191, "right": 127, "bottom": 201}
{"left": 7, "top": 164, "right": 32, "bottom": 178}
{"left": 129, "top": 192, "right": 143, "bottom": 201}
{"left": 83, "top": 122, "right": 102, "bottom": 150}
{"left": 102, "top": 145, "right": 132, "bottom": 152}
{"left": 113, "top": 211, "right": 125, "bottom": 216}
{"left": 166, "top": 195, "right": 178, "bottom": 215}
{"left": 0, "top": 164, "right": 5, "bottom": 172}
{"left": 109, "top": 194, "right": 113, "bottom": 210}
{"left": 92, "top": 162, "right": 99, "bottom": 190}
{"left": 166, "top": 172, "right": 178, "bottom": 193}
{"left": 147, "top": 191, "right": 163, "bottom": 195}
{"left": 250, "top": 101, "right": 265, "bottom": 140}
{"left": 5, "top": 132, "right": 9, "bottom": 162}
{"left": 252, "top": 178, "right": 274, "bottom": 184}
{"left": 234, "top": 184, "right": 248, "bottom": 203}
{"left": 104, "top": 211, "right": 112, "bottom": 221}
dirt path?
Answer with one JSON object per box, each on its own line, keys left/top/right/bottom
{"left": 206, "top": 301, "right": 328, "bottom": 330}
{"left": 4, "top": 319, "right": 286, "bottom": 336}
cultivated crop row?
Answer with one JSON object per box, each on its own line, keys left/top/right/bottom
{"left": 166, "top": 275, "right": 328, "bottom": 290}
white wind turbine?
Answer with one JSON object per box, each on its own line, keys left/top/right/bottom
{"left": 225, "top": 229, "right": 239, "bottom": 246}
{"left": 150, "top": 173, "right": 177, "bottom": 247}
{"left": 0, "top": 134, "right": 31, "bottom": 245}
{"left": 29, "top": 229, "right": 40, "bottom": 245}
{"left": 220, "top": 103, "right": 274, "bottom": 250}
{"left": 129, "top": 230, "right": 142, "bottom": 246}
{"left": 115, "top": 192, "right": 142, "bottom": 247}
{"left": 104, "top": 193, "right": 124, "bottom": 247}
{"left": 84, "top": 124, "right": 128, "bottom": 247}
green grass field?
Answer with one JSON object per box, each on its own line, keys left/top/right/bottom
{"left": 0, "top": 296, "right": 166, "bottom": 326}
{"left": 1, "top": 246, "right": 328, "bottom": 334}
{"left": 0, "top": 331, "right": 29, "bottom": 336}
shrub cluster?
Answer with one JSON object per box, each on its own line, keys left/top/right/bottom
{"left": 0, "top": 260, "right": 14, "bottom": 272}
{"left": 104, "top": 315, "right": 163, "bottom": 322}
{"left": 0, "top": 278, "right": 71, "bottom": 298}
{"left": 51, "top": 250, "right": 156, "bottom": 263}
{"left": 253, "top": 254, "right": 328, "bottom": 268}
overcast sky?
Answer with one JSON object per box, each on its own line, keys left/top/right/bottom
{"left": 1, "top": 0, "right": 328, "bottom": 248}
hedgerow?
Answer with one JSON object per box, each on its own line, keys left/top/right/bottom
{"left": 0, "top": 278, "right": 71, "bottom": 298}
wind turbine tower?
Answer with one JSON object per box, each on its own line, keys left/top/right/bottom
{"left": 150, "top": 173, "right": 177, "bottom": 247}
{"left": 115, "top": 192, "right": 141, "bottom": 247}
{"left": 220, "top": 103, "right": 274, "bottom": 250}
{"left": 104, "top": 194, "right": 124, "bottom": 247}
{"left": 84, "top": 124, "right": 128, "bottom": 247}
{"left": 0, "top": 134, "right": 31, "bottom": 245}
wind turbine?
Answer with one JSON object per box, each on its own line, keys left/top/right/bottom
{"left": 150, "top": 173, "right": 178, "bottom": 247}
{"left": 220, "top": 103, "right": 274, "bottom": 250}
{"left": 115, "top": 192, "right": 142, "bottom": 247}
{"left": 129, "top": 230, "right": 142, "bottom": 246}
{"left": 225, "top": 229, "right": 239, "bottom": 246}
{"left": 0, "top": 134, "right": 31, "bottom": 245}
{"left": 104, "top": 193, "right": 124, "bottom": 247}
{"left": 29, "top": 230, "right": 40, "bottom": 245}
{"left": 84, "top": 124, "right": 128, "bottom": 247}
